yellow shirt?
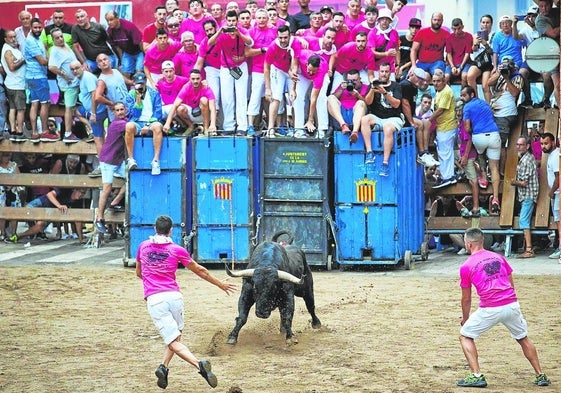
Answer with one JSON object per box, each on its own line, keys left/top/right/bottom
{"left": 434, "top": 84, "right": 457, "bottom": 131}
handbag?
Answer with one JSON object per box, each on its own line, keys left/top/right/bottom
{"left": 229, "top": 66, "right": 243, "bottom": 80}
{"left": 473, "top": 49, "right": 492, "bottom": 69}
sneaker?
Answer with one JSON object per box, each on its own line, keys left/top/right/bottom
{"left": 491, "top": 197, "right": 500, "bottom": 214}
{"left": 63, "top": 133, "right": 80, "bottom": 143}
{"left": 85, "top": 134, "right": 95, "bottom": 143}
{"left": 8, "top": 233, "right": 18, "bottom": 243}
{"left": 457, "top": 248, "right": 468, "bottom": 255}
{"left": 30, "top": 133, "right": 41, "bottom": 143}
{"left": 317, "top": 129, "right": 326, "bottom": 138}
{"left": 151, "top": 160, "right": 161, "bottom": 175}
{"left": 109, "top": 205, "right": 125, "bottom": 212}
{"left": 349, "top": 131, "right": 358, "bottom": 144}
{"left": 126, "top": 157, "right": 137, "bottom": 171}
{"left": 62, "top": 234, "right": 71, "bottom": 240}
{"left": 533, "top": 373, "right": 550, "bottom": 387}
{"left": 456, "top": 373, "right": 487, "bottom": 388}
{"left": 293, "top": 129, "right": 307, "bottom": 138}
{"left": 9, "top": 133, "right": 26, "bottom": 142}
{"left": 548, "top": 248, "right": 561, "bottom": 259}
{"left": 94, "top": 219, "right": 108, "bottom": 234}
{"left": 40, "top": 133, "right": 60, "bottom": 142}
{"left": 155, "top": 363, "right": 169, "bottom": 389}
{"left": 341, "top": 123, "right": 351, "bottom": 134}
{"left": 88, "top": 167, "right": 102, "bottom": 178}
{"left": 365, "top": 151, "right": 375, "bottom": 165}
{"left": 491, "top": 242, "right": 505, "bottom": 252}
{"left": 478, "top": 176, "right": 488, "bottom": 189}
{"left": 70, "top": 233, "right": 79, "bottom": 239}
{"left": 276, "top": 126, "right": 288, "bottom": 136}
{"left": 247, "top": 125, "right": 255, "bottom": 136}
{"left": 198, "top": 360, "right": 218, "bottom": 388}
{"left": 379, "top": 162, "right": 389, "bottom": 177}
{"left": 470, "top": 208, "right": 481, "bottom": 218}
{"left": 432, "top": 177, "right": 456, "bottom": 189}
{"left": 418, "top": 153, "right": 440, "bottom": 167}
{"left": 265, "top": 128, "right": 276, "bottom": 138}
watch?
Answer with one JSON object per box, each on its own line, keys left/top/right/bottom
{"left": 261, "top": 48, "right": 266, "bottom": 54}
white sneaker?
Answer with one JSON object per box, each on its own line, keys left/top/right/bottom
{"left": 457, "top": 248, "right": 468, "bottom": 256}
{"left": 126, "top": 157, "right": 137, "bottom": 171}
{"left": 548, "top": 248, "right": 561, "bottom": 259}
{"left": 151, "top": 160, "right": 161, "bottom": 175}
{"left": 421, "top": 153, "right": 440, "bottom": 167}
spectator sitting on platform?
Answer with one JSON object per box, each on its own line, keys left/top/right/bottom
{"left": 396, "top": 17, "right": 421, "bottom": 82}
{"left": 410, "top": 12, "right": 449, "bottom": 78}
{"left": 156, "top": 61, "right": 189, "bottom": 128}
{"left": 143, "top": 28, "right": 182, "bottom": 88}
{"left": 95, "top": 102, "right": 128, "bottom": 234}
{"left": 444, "top": 18, "right": 473, "bottom": 86}
{"left": 163, "top": 69, "right": 217, "bottom": 136}
{"left": 535, "top": 0, "right": 560, "bottom": 109}
{"left": 327, "top": 69, "right": 368, "bottom": 143}
{"left": 360, "top": 61, "right": 403, "bottom": 176}
{"left": 125, "top": 72, "right": 164, "bottom": 176}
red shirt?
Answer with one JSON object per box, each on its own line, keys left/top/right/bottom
{"left": 413, "top": 27, "right": 449, "bottom": 63}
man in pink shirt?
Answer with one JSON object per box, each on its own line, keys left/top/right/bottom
{"left": 290, "top": 51, "right": 329, "bottom": 137}
{"left": 194, "top": 20, "right": 222, "bottom": 115}
{"left": 246, "top": 9, "right": 278, "bottom": 135}
{"left": 368, "top": 8, "right": 399, "bottom": 79}
{"left": 179, "top": 0, "right": 216, "bottom": 43}
{"left": 456, "top": 227, "right": 550, "bottom": 388}
{"left": 305, "top": 28, "right": 337, "bottom": 65}
{"left": 264, "top": 25, "right": 301, "bottom": 137}
{"left": 350, "top": 6, "right": 378, "bottom": 39}
{"left": 163, "top": 69, "right": 217, "bottom": 135}
{"left": 142, "top": 6, "right": 167, "bottom": 51}
{"left": 172, "top": 31, "right": 199, "bottom": 77}
{"left": 329, "top": 32, "right": 375, "bottom": 92}
{"left": 143, "top": 28, "right": 182, "bottom": 87}
{"left": 156, "top": 60, "right": 189, "bottom": 120}
{"left": 207, "top": 10, "right": 254, "bottom": 134}
{"left": 316, "top": 12, "right": 348, "bottom": 52}
{"left": 344, "top": 0, "right": 365, "bottom": 31}
{"left": 297, "top": 11, "right": 322, "bottom": 38}
{"left": 136, "top": 214, "right": 236, "bottom": 390}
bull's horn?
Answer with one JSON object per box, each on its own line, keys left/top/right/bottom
{"left": 225, "top": 264, "right": 255, "bottom": 278}
{"left": 277, "top": 270, "right": 305, "bottom": 284}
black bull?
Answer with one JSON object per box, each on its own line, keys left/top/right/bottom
{"left": 225, "top": 241, "right": 321, "bottom": 344}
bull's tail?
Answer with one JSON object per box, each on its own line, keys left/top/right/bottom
{"left": 271, "top": 230, "right": 295, "bottom": 245}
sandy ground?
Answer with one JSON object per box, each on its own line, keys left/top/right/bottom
{"left": 1, "top": 261, "right": 560, "bottom": 393}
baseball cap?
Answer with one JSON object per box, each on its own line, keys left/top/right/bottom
{"left": 378, "top": 8, "right": 393, "bottom": 21}
{"left": 499, "top": 15, "right": 513, "bottom": 23}
{"left": 455, "top": 99, "right": 464, "bottom": 109}
{"left": 320, "top": 6, "right": 332, "bottom": 14}
{"left": 161, "top": 60, "right": 175, "bottom": 71}
{"left": 409, "top": 17, "right": 422, "bottom": 27}
{"left": 527, "top": 5, "right": 539, "bottom": 15}
{"left": 133, "top": 72, "right": 147, "bottom": 84}
{"left": 413, "top": 67, "right": 427, "bottom": 80}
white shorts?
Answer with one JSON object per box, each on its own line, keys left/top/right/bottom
{"left": 460, "top": 301, "right": 528, "bottom": 340}
{"left": 147, "top": 291, "right": 184, "bottom": 345}
{"left": 471, "top": 132, "right": 501, "bottom": 161}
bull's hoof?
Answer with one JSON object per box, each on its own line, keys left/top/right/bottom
{"left": 312, "top": 320, "right": 322, "bottom": 329}
{"left": 226, "top": 336, "right": 238, "bottom": 345}
{"left": 285, "top": 336, "right": 299, "bottom": 345}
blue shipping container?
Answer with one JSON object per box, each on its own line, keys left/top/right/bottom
{"left": 128, "top": 224, "right": 185, "bottom": 260}
{"left": 132, "top": 136, "right": 187, "bottom": 170}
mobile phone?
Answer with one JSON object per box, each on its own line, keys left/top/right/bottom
{"left": 476, "top": 30, "right": 489, "bottom": 41}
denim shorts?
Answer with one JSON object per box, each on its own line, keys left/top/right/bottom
{"left": 519, "top": 198, "right": 534, "bottom": 229}
{"left": 100, "top": 161, "right": 125, "bottom": 184}
{"left": 121, "top": 52, "right": 145, "bottom": 75}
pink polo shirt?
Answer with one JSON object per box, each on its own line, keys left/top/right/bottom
{"left": 334, "top": 42, "right": 375, "bottom": 74}
{"left": 264, "top": 37, "right": 302, "bottom": 73}
{"left": 177, "top": 81, "right": 215, "bottom": 107}
{"left": 144, "top": 41, "right": 182, "bottom": 74}
{"left": 156, "top": 75, "right": 189, "bottom": 105}
{"left": 248, "top": 24, "right": 278, "bottom": 73}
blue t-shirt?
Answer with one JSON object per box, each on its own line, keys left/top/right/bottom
{"left": 24, "top": 34, "right": 47, "bottom": 79}
{"left": 463, "top": 97, "right": 499, "bottom": 135}
{"left": 491, "top": 31, "right": 525, "bottom": 68}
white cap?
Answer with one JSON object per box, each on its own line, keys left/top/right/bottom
{"left": 527, "top": 5, "right": 539, "bottom": 15}
{"left": 161, "top": 60, "right": 175, "bottom": 70}
{"left": 378, "top": 8, "right": 393, "bottom": 21}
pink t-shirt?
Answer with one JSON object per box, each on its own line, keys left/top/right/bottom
{"left": 180, "top": 15, "right": 216, "bottom": 43}
{"left": 156, "top": 75, "right": 189, "bottom": 105}
{"left": 413, "top": 27, "right": 449, "bottom": 63}
{"left": 295, "top": 49, "right": 328, "bottom": 89}
{"left": 137, "top": 240, "right": 192, "bottom": 299}
{"left": 144, "top": 41, "right": 182, "bottom": 74}
{"left": 459, "top": 249, "right": 517, "bottom": 308}
{"left": 333, "top": 83, "right": 370, "bottom": 110}
{"left": 367, "top": 28, "right": 399, "bottom": 71}
{"left": 173, "top": 49, "right": 199, "bottom": 77}
{"left": 344, "top": 12, "right": 365, "bottom": 31}
{"left": 198, "top": 37, "right": 221, "bottom": 69}
{"left": 305, "top": 37, "right": 337, "bottom": 64}
{"left": 216, "top": 26, "right": 252, "bottom": 67}
{"left": 264, "top": 37, "right": 302, "bottom": 73}
{"left": 350, "top": 21, "right": 375, "bottom": 40}
{"left": 316, "top": 26, "right": 349, "bottom": 52}
{"left": 458, "top": 123, "right": 477, "bottom": 160}
{"left": 177, "top": 82, "right": 215, "bottom": 107}
{"left": 248, "top": 24, "right": 278, "bottom": 73}
{"left": 334, "top": 42, "right": 375, "bottom": 74}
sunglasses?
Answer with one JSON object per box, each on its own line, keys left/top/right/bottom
{"left": 168, "top": 24, "right": 179, "bottom": 28}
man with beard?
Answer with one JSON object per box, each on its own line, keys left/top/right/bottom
{"left": 105, "top": 10, "right": 144, "bottom": 79}
{"left": 540, "top": 132, "right": 561, "bottom": 259}
{"left": 410, "top": 12, "right": 449, "bottom": 78}
{"left": 360, "top": 62, "right": 403, "bottom": 176}
{"left": 194, "top": 20, "right": 222, "bottom": 119}
{"left": 42, "top": 9, "right": 73, "bottom": 51}
{"left": 329, "top": 32, "right": 375, "bottom": 94}
{"left": 72, "top": 9, "right": 116, "bottom": 74}
{"left": 23, "top": 18, "right": 49, "bottom": 142}
{"left": 142, "top": 6, "right": 167, "bottom": 51}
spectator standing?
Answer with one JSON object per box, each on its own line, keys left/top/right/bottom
{"left": 344, "top": 0, "right": 365, "bottom": 31}
{"left": 456, "top": 227, "right": 550, "bottom": 388}
{"left": 317, "top": 12, "right": 348, "bottom": 52}
{"left": 396, "top": 17, "right": 421, "bottom": 81}
{"left": 42, "top": 9, "right": 73, "bottom": 51}
{"left": 444, "top": 18, "right": 473, "bottom": 86}
{"left": 135, "top": 214, "right": 236, "bottom": 390}
{"left": 172, "top": 31, "right": 199, "bottom": 78}
{"left": 360, "top": 62, "right": 403, "bottom": 176}
{"left": 180, "top": 0, "right": 217, "bottom": 43}
{"left": 1, "top": 30, "right": 26, "bottom": 137}
{"left": 142, "top": 6, "right": 168, "bottom": 51}
{"left": 194, "top": 20, "right": 222, "bottom": 119}
{"left": 156, "top": 61, "right": 189, "bottom": 122}
{"left": 0, "top": 152, "right": 21, "bottom": 240}
{"left": 277, "top": 0, "right": 295, "bottom": 29}
{"left": 105, "top": 11, "right": 144, "bottom": 79}
{"left": 540, "top": 133, "right": 561, "bottom": 259}
{"left": 143, "top": 29, "right": 182, "bottom": 88}
{"left": 72, "top": 9, "right": 117, "bottom": 73}
{"left": 291, "top": 0, "right": 314, "bottom": 34}
{"left": 210, "top": 3, "right": 225, "bottom": 27}
{"left": 350, "top": 6, "right": 378, "bottom": 40}
{"left": 535, "top": 0, "right": 560, "bottom": 109}
{"left": 94, "top": 53, "right": 132, "bottom": 123}
{"left": 330, "top": 32, "right": 375, "bottom": 91}
{"left": 14, "top": 11, "right": 32, "bottom": 53}
{"left": 166, "top": 16, "right": 182, "bottom": 42}
{"left": 367, "top": 8, "right": 398, "bottom": 80}
{"left": 23, "top": 18, "right": 50, "bottom": 142}
{"left": 511, "top": 136, "right": 539, "bottom": 258}
{"left": 429, "top": 69, "right": 457, "bottom": 189}
{"left": 410, "top": 12, "right": 449, "bottom": 78}
{"left": 298, "top": 11, "right": 322, "bottom": 38}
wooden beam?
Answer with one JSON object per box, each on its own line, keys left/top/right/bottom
{"left": 426, "top": 216, "right": 557, "bottom": 231}
{"left": 535, "top": 151, "right": 553, "bottom": 227}
{"left": 434, "top": 181, "right": 503, "bottom": 196}
{"left": 0, "top": 174, "right": 124, "bottom": 188}
{"left": 0, "top": 139, "right": 97, "bottom": 155}
{"left": 0, "top": 207, "right": 124, "bottom": 223}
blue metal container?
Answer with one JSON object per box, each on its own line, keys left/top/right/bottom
{"left": 259, "top": 138, "right": 332, "bottom": 266}
{"left": 129, "top": 136, "right": 187, "bottom": 169}
{"left": 128, "top": 224, "right": 185, "bottom": 261}
{"left": 192, "top": 136, "right": 254, "bottom": 263}
{"left": 333, "top": 127, "right": 424, "bottom": 267}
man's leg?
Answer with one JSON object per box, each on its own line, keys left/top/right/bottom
{"left": 39, "top": 101, "right": 50, "bottom": 136}
{"left": 351, "top": 101, "right": 366, "bottom": 133}
{"left": 233, "top": 63, "right": 249, "bottom": 132}
{"left": 96, "top": 182, "right": 113, "bottom": 222}
{"left": 29, "top": 101, "right": 39, "bottom": 135}
{"left": 382, "top": 123, "right": 397, "bottom": 164}
{"left": 149, "top": 123, "right": 163, "bottom": 163}
{"left": 459, "top": 336, "right": 481, "bottom": 374}
{"left": 517, "top": 336, "right": 545, "bottom": 376}
{"left": 360, "top": 114, "right": 375, "bottom": 153}
{"left": 124, "top": 122, "right": 136, "bottom": 158}
{"left": 326, "top": 95, "right": 345, "bottom": 127}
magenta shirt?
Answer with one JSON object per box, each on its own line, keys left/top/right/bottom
{"left": 137, "top": 240, "right": 192, "bottom": 299}
{"left": 177, "top": 82, "right": 215, "bottom": 107}
{"left": 367, "top": 28, "right": 399, "bottom": 71}
{"left": 248, "top": 25, "right": 278, "bottom": 73}
{"left": 350, "top": 21, "right": 374, "bottom": 40}
{"left": 144, "top": 41, "right": 182, "bottom": 74}
{"left": 264, "top": 37, "right": 302, "bottom": 73}
{"left": 333, "top": 83, "right": 370, "bottom": 110}
{"left": 344, "top": 12, "right": 365, "bottom": 31}
{"left": 173, "top": 49, "right": 199, "bottom": 77}
{"left": 198, "top": 37, "right": 221, "bottom": 69}
{"left": 156, "top": 75, "right": 189, "bottom": 105}
{"left": 316, "top": 26, "right": 348, "bottom": 51}
{"left": 458, "top": 123, "right": 477, "bottom": 160}
{"left": 304, "top": 37, "right": 337, "bottom": 64}
{"left": 459, "top": 249, "right": 517, "bottom": 308}
{"left": 180, "top": 15, "right": 216, "bottom": 43}
{"left": 216, "top": 26, "right": 252, "bottom": 67}
{"left": 295, "top": 49, "right": 328, "bottom": 89}
{"left": 334, "top": 42, "right": 375, "bottom": 74}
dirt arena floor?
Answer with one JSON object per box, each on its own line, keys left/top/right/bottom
{"left": 1, "top": 266, "right": 560, "bottom": 393}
